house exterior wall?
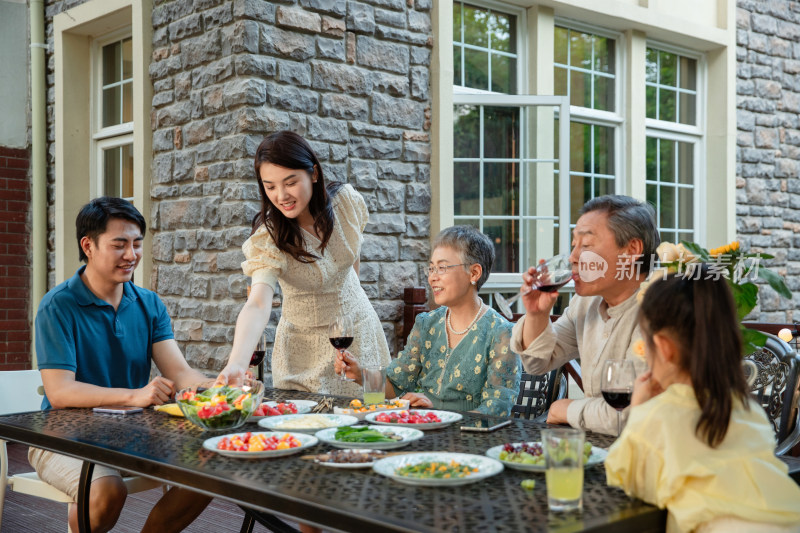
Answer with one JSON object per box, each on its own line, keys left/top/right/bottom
{"left": 735, "top": 0, "right": 800, "bottom": 322}
{"left": 29, "top": 0, "right": 800, "bottom": 377}
{"left": 42, "top": 0, "right": 433, "bottom": 378}
{"left": 0, "top": 147, "right": 32, "bottom": 370}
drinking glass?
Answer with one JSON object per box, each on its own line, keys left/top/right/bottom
{"left": 249, "top": 330, "right": 268, "bottom": 381}
{"left": 495, "top": 255, "right": 572, "bottom": 319}
{"left": 328, "top": 316, "right": 355, "bottom": 381}
{"left": 541, "top": 428, "right": 585, "bottom": 511}
{"left": 601, "top": 359, "right": 637, "bottom": 436}
{"left": 361, "top": 365, "right": 386, "bottom": 405}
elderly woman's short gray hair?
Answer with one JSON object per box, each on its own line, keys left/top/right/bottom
{"left": 432, "top": 225, "right": 495, "bottom": 289}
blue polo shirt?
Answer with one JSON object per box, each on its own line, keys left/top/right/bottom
{"left": 35, "top": 266, "right": 174, "bottom": 409}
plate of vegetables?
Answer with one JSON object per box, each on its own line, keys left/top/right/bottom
{"left": 373, "top": 452, "right": 503, "bottom": 486}
{"left": 315, "top": 425, "right": 424, "bottom": 450}
{"left": 364, "top": 409, "right": 463, "bottom": 430}
{"left": 202, "top": 431, "right": 317, "bottom": 458}
{"left": 484, "top": 441, "right": 607, "bottom": 472}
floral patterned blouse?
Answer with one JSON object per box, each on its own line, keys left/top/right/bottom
{"left": 387, "top": 307, "right": 522, "bottom": 416}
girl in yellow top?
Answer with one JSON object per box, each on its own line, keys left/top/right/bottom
{"left": 605, "top": 264, "right": 800, "bottom": 533}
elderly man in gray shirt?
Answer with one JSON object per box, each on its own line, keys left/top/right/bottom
{"left": 510, "top": 195, "right": 658, "bottom": 435}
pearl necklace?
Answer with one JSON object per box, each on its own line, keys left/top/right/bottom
{"left": 446, "top": 301, "right": 485, "bottom": 336}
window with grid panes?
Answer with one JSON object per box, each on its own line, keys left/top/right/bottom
{"left": 553, "top": 26, "right": 618, "bottom": 225}
{"left": 94, "top": 36, "right": 134, "bottom": 202}
{"left": 645, "top": 47, "right": 699, "bottom": 244}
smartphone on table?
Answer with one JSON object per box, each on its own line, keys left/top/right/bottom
{"left": 92, "top": 406, "right": 144, "bottom": 415}
{"left": 460, "top": 418, "right": 512, "bottom": 432}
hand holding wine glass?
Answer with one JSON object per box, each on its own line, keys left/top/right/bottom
{"left": 329, "top": 315, "right": 356, "bottom": 381}
{"left": 601, "top": 359, "right": 637, "bottom": 436}
{"left": 495, "top": 255, "right": 572, "bottom": 319}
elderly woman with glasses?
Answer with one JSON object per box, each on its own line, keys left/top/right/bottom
{"left": 336, "top": 225, "right": 522, "bottom": 416}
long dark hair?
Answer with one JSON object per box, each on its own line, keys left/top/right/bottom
{"left": 252, "top": 131, "right": 342, "bottom": 263}
{"left": 639, "top": 264, "right": 749, "bottom": 448}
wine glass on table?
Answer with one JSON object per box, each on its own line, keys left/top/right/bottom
{"left": 495, "top": 255, "right": 573, "bottom": 319}
{"left": 329, "top": 315, "right": 355, "bottom": 381}
{"left": 250, "top": 330, "right": 268, "bottom": 382}
{"left": 601, "top": 359, "right": 637, "bottom": 436}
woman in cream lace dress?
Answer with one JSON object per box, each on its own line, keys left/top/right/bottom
{"left": 217, "top": 131, "right": 390, "bottom": 396}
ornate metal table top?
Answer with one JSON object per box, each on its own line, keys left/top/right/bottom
{"left": 0, "top": 388, "right": 665, "bottom": 533}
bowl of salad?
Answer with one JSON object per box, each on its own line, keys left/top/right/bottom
{"left": 176, "top": 378, "right": 264, "bottom": 431}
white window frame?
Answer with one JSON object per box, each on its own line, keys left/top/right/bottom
{"left": 644, "top": 39, "right": 706, "bottom": 244}
{"left": 453, "top": 0, "right": 527, "bottom": 96}
{"left": 91, "top": 29, "right": 134, "bottom": 200}
{"left": 452, "top": 94, "right": 571, "bottom": 288}
{"left": 554, "top": 19, "right": 626, "bottom": 200}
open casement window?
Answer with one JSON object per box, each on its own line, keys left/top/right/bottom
{"left": 92, "top": 33, "right": 134, "bottom": 203}
{"left": 453, "top": 94, "right": 571, "bottom": 308}
{"left": 645, "top": 45, "right": 702, "bottom": 244}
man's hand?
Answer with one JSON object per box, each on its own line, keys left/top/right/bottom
{"left": 130, "top": 376, "right": 175, "bottom": 407}
{"left": 402, "top": 392, "right": 433, "bottom": 408}
{"left": 545, "top": 398, "right": 572, "bottom": 424}
{"left": 521, "top": 264, "right": 560, "bottom": 316}
{"left": 631, "top": 371, "right": 662, "bottom": 407}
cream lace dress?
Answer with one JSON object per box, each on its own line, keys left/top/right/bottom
{"left": 241, "top": 184, "right": 391, "bottom": 396}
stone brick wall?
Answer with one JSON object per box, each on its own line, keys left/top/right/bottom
{"left": 0, "top": 146, "right": 32, "bottom": 369}
{"left": 736, "top": 0, "right": 800, "bottom": 322}
{"left": 147, "top": 0, "right": 433, "bottom": 376}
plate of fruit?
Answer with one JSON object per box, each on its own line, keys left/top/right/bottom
{"left": 333, "top": 398, "right": 411, "bottom": 420}
{"left": 249, "top": 400, "right": 318, "bottom": 421}
{"left": 364, "top": 409, "right": 462, "bottom": 430}
{"left": 202, "top": 431, "right": 317, "bottom": 458}
{"left": 484, "top": 441, "right": 607, "bottom": 472}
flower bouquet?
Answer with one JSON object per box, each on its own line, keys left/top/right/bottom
{"left": 642, "top": 240, "right": 792, "bottom": 355}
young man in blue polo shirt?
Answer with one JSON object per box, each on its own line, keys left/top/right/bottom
{"left": 31, "top": 197, "right": 212, "bottom": 533}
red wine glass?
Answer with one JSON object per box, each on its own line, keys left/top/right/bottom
{"left": 328, "top": 316, "right": 355, "bottom": 381}
{"left": 601, "top": 359, "right": 636, "bottom": 436}
{"left": 495, "top": 255, "right": 572, "bottom": 319}
{"left": 250, "top": 330, "right": 268, "bottom": 381}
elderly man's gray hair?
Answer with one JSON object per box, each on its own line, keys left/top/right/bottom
{"left": 580, "top": 195, "right": 660, "bottom": 275}
{"left": 432, "top": 225, "right": 495, "bottom": 289}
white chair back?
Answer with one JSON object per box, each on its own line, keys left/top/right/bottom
{"left": 0, "top": 370, "right": 45, "bottom": 415}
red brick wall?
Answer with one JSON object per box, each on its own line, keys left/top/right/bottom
{"left": 0, "top": 146, "right": 31, "bottom": 369}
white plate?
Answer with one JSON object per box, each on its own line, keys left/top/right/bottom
{"left": 202, "top": 431, "right": 318, "bottom": 459}
{"left": 484, "top": 442, "right": 609, "bottom": 472}
{"left": 258, "top": 414, "right": 358, "bottom": 434}
{"left": 249, "top": 400, "right": 318, "bottom": 422}
{"left": 314, "top": 449, "right": 388, "bottom": 469}
{"left": 315, "top": 425, "right": 424, "bottom": 450}
{"left": 373, "top": 452, "right": 503, "bottom": 486}
{"left": 332, "top": 399, "right": 410, "bottom": 420}
{"left": 364, "top": 409, "right": 463, "bottom": 430}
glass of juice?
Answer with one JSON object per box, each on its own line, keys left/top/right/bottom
{"left": 361, "top": 365, "right": 386, "bottom": 405}
{"left": 541, "top": 428, "right": 585, "bottom": 512}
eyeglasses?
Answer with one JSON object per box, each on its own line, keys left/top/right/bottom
{"left": 427, "top": 264, "right": 468, "bottom": 276}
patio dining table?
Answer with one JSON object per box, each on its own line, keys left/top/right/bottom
{"left": 0, "top": 387, "right": 667, "bottom": 533}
